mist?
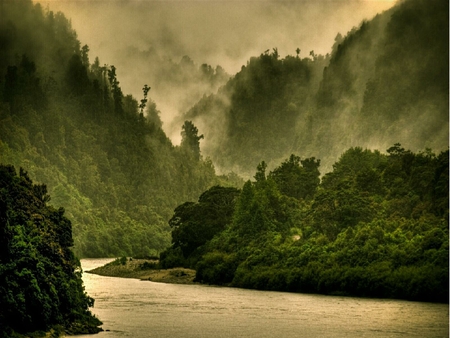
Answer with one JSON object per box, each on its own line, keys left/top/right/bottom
{"left": 40, "top": 0, "right": 396, "bottom": 143}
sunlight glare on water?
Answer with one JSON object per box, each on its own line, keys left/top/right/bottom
{"left": 77, "top": 259, "right": 449, "bottom": 338}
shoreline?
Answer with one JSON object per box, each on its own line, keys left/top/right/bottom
{"left": 85, "top": 258, "right": 197, "bottom": 285}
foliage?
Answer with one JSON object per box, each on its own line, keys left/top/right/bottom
{"left": 182, "top": 50, "right": 325, "bottom": 177}
{"left": 179, "top": 0, "right": 448, "bottom": 176}
{"left": 0, "top": 165, "right": 102, "bottom": 337}
{"left": 0, "top": 0, "right": 240, "bottom": 258}
{"left": 160, "top": 185, "right": 240, "bottom": 268}
{"left": 180, "top": 120, "right": 204, "bottom": 161}
{"left": 269, "top": 154, "right": 320, "bottom": 200}
{"left": 170, "top": 147, "right": 448, "bottom": 302}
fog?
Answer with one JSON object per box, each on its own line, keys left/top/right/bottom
{"left": 40, "top": 0, "right": 396, "bottom": 142}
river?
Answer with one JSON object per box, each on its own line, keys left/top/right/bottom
{"left": 76, "top": 258, "right": 449, "bottom": 338}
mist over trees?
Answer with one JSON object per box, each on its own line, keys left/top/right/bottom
{"left": 157, "top": 0, "right": 448, "bottom": 302}
{"left": 0, "top": 0, "right": 447, "bottom": 280}
{"left": 101, "top": 49, "right": 230, "bottom": 141}
{"left": 0, "top": 0, "right": 240, "bottom": 258}
{"left": 180, "top": 0, "right": 448, "bottom": 177}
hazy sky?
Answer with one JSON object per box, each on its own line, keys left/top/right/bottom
{"left": 38, "top": 0, "right": 397, "bottom": 135}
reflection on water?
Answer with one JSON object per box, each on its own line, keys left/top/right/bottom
{"left": 77, "top": 259, "right": 449, "bottom": 338}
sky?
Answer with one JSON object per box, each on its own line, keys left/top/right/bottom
{"left": 38, "top": 0, "right": 397, "bottom": 138}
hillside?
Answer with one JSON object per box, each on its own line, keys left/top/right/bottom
{"left": 160, "top": 145, "right": 449, "bottom": 302}
{"left": 0, "top": 165, "right": 102, "bottom": 336}
{"left": 0, "top": 0, "right": 447, "bottom": 261}
{"left": 0, "top": 0, "right": 241, "bottom": 258}
{"left": 180, "top": 0, "right": 448, "bottom": 177}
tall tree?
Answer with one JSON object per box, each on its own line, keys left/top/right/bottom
{"left": 180, "top": 120, "right": 204, "bottom": 160}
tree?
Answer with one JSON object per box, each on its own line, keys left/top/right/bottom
{"left": 165, "top": 186, "right": 240, "bottom": 263}
{"left": 254, "top": 161, "right": 267, "bottom": 184}
{"left": 139, "top": 84, "right": 151, "bottom": 116}
{"left": 66, "top": 53, "right": 90, "bottom": 96}
{"left": 107, "top": 65, "right": 123, "bottom": 114}
{"left": 3, "top": 55, "right": 46, "bottom": 111}
{"left": 269, "top": 155, "right": 320, "bottom": 200}
{"left": 0, "top": 165, "right": 102, "bottom": 335}
{"left": 180, "top": 120, "right": 204, "bottom": 160}
{"left": 81, "top": 44, "right": 90, "bottom": 67}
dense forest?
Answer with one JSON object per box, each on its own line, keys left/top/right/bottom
{"left": 180, "top": 0, "right": 448, "bottom": 177}
{"left": 0, "top": 0, "right": 448, "bottom": 306}
{"left": 0, "top": 165, "right": 102, "bottom": 336}
{"left": 0, "top": 0, "right": 241, "bottom": 258}
{"left": 160, "top": 145, "right": 449, "bottom": 302}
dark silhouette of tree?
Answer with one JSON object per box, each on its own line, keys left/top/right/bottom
{"left": 180, "top": 120, "right": 204, "bottom": 160}
{"left": 139, "top": 84, "right": 151, "bottom": 116}
{"left": 0, "top": 165, "right": 102, "bottom": 335}
{"left": 81, "top": 44, "right": 90, "bottom": 67}
{"left": 66, "top": 53, "right": 90, "bottom": 96}
{"left": 107, "top": 65, "right": 123, "bottom": 114}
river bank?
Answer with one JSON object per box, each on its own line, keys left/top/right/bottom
{"left": 85, "top": 258, "right": 197, "bottom": 284}
{"left": 77, "top": 258, "right": 450, "bottom": 338}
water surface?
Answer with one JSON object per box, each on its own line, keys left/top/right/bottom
{"left": 78, "top": 258, "right": 449, "bottom": 338}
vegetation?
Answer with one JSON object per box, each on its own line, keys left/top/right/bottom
{"left": 0, "top": 165, "right": 102, "bottom": 337}
{"left": 0, "top": 0, "right": 448, "bottom": 324}
{"left": 160, "top": 185, "right": 240, "bottom": 268}
{"left": 180, "top": 0, "right": 448, "bottom": 176}
{"left": 86, "top": 258, "right": 196, "bottom": 284}
{"left": 0, "top": 0, "right": 242, "bottom": 258}
{"left": 161, "top": 145, "right": 449, "bottom": 302}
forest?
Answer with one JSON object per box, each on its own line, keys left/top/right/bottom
{"left": 0, "top": 0, "right": 448, "bottom": 327}
{"left": 0, "top": 0, "right": 242, "bottom": 258}
{"left": 160, "top": 145, "right": 449, "bottom": 302}
{"left": 0, "top": 165, "right": 102, "bottom": 336}
{"left": 181, "top": 0, "right": 448, "bottom": 177}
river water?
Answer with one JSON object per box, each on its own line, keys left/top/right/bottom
{"left": 77, "top": 258, "right": 449, "bottom": 338}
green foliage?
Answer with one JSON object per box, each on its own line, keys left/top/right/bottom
{"left": 139, "top": 261, "right": 158, "bottom": 270}
{"left": 105, "top": 256, "right": 128, "bottom": 267}
{"left": 195, "top": 251, "right": 238, "bottom": 285}
{"left": 159, "top": 247, "right": 186, "bottom": 269}
{"left": 160, "top": 185, "right": 240, "bottom": 268}
{"left": 170, "top": 147, "right": 448, "bottom": 302}
{"left": 178, "top": 0, "right": 447, "bottom": 176}
{"left": 0, "top": 165, "right": 101, "bottom": 336}
{"left": 182, "top": 50, "right": 324, "bottom": 177}
{"left": 0, "top": 0, "right": 235, "bottom": 258}
{"left": 269, "top": 154, "right": 320, "bottom": 200}
{"left": 180, "top": 120, "right": 204, "bottom": 161}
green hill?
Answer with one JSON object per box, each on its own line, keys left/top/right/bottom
{"left": 161, "top": 145, "right": 449, "bottom": 302}
{"left": 180, "top": 0, "right": 448, "bottom": 177}
{"left": 0, "top": 165, "right": 102, "bottom": 336}
{"left": 0, "top": 0, "right": 241, "bottom": 258}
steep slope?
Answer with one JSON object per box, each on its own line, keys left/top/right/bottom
{"left": 181, "top": 51, "right": 328, "bottom": 177}
{"left": 313, "top": 0, "right": 448, "bottom": 160}
{"left": 0, "top": 165, "right": 102, "bottom": 336}
{"left": 0, "top": 0, "right": 238, "bottom": 257}
{"left": 180, "top": 0, "right": 448, "bottom": 177}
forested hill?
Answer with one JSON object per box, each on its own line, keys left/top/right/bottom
{"left": 0, "top": 0, "right": 241, "bottom": 258}
{"left": 160, "top": 145, "right": 449, "bottom": 302}
{"left": 0, "top": 165, "right": 102, "bottom": 336}
{"left": 180, "top": 0, "right": 448, "bottom": 177}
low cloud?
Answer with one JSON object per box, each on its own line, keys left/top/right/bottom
{"left": 39, "top": 0, "right": 396, "bottom": 140}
